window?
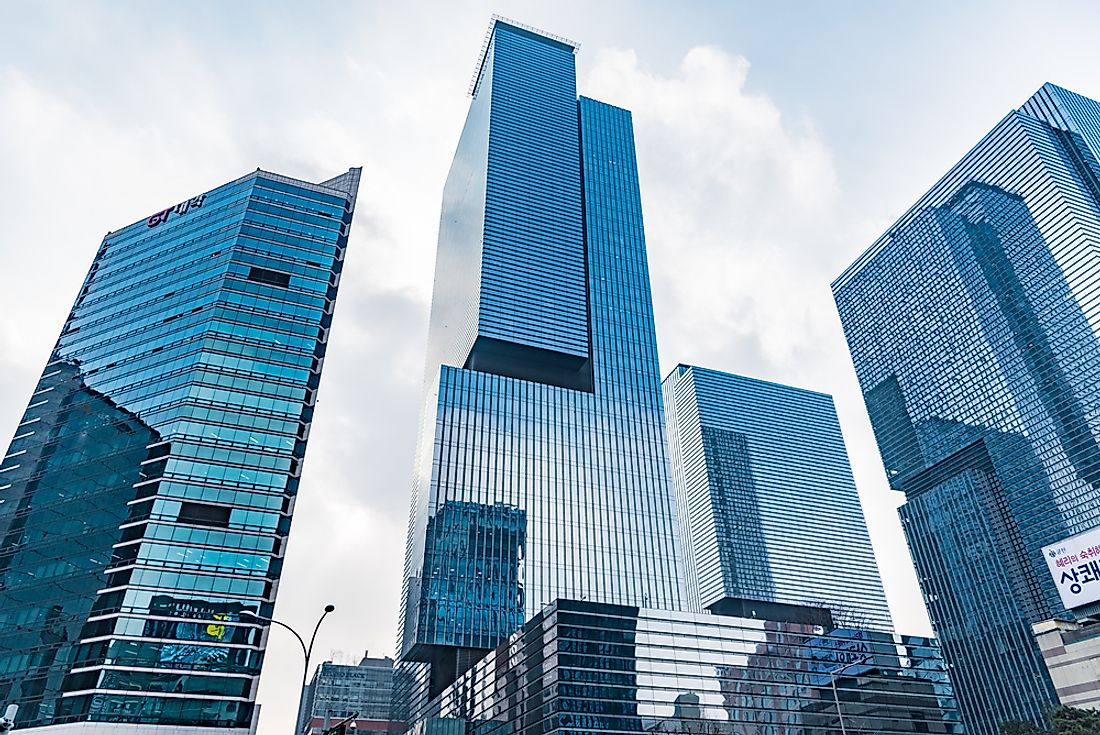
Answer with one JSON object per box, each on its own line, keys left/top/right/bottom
{"left": 247, "top": 267, "right": 291, "bottom": 288}
{"left": 178, "top": 501, "right": 231, "bottom": 528}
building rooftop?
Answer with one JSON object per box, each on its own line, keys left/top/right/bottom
{"left": 469, "top": 15, "right": 580, "bottom": 97}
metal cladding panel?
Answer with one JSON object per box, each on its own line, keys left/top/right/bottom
{"left": 421, "top": 44, "right": 492, "bottom": 373}
{"left": 479, "top": 23, "right": 589, "bottom": 359}
{"left": 833, "top": 84, "right": 1100, "bottom": 735}
{"left": 663, "top": 366, "right": 892, "bottom": 630}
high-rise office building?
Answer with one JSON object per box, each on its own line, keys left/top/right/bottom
{"left": 0, "top": 168, "right": 360, "bottom": 732}
{"left": 663, "top": 365, "right": 892, "bottom": 630}
{"left": 394, "top": 15, "right": 965, "bottom": 734}
{"left": 396, "top": 15, "right": 683, "bottom": 704}
{"left": 297, "top": 654, "right": 396, "bottom": 735}
{"left": 833, "top": 83, "right": 1100, "bottom": 735}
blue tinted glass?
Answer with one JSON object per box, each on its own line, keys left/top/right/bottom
{"left": 663, "top": 366, "right": 893, "bottom": 630}
{"left": 833, "top": 83, "right": 1100, "bottom": 734}
{"left": 396, "top": 20, "right": 683, "bottom": 715}
{"left": 0, "top": 168, "right": 360, "bottom": 728}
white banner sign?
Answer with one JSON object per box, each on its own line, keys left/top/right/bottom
{"left": 1043, "top": 526, "right": 1100, "bottom": 609}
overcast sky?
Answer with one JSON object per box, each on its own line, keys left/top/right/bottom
{"left": 3, "top": 1, "right": 1100, "bottom": 733}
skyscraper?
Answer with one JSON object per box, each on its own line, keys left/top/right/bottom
{"left": 0, "top": 167, "right": 359, "bottom": 732}
{"left": 396, "top": 16, "right": 683, "bottom": 703}
{"left": 833, "top": 83, "right": 1100, "bottom": 735}
{"left": 393, "top": 16, "right": 966, "bottom": 734}
{"left": 663, "top": 365, "right": 892, "bottom": 630}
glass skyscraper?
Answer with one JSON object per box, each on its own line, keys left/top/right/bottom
{"left": 393, "top": 16, "right": 965, "bottom": 734}
{"left": 397, "top": 16, "right": 683, "bottom": 704}
{"left": 833, "top": 83, "right": 1100, "bottom": 735}
{"left": 0, "top": 168, "right": 359, "bottom": 731}
{"left": 663, "top": 365, "right": 892, "bottom": 631}
{"left": 297, "top": 654, "right": 395, "bottom": 734}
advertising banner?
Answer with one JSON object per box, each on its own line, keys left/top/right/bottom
{"left": 1043, "top": 526, "right": 1100, "bottom": 609}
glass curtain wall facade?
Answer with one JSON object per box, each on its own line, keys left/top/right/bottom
{"left": 663, "top": 365, "right": 892, "bottom": 630}
{"left": 0, "top": 168, "right": 360, "bottom": 731}
{"left": 411, "top": 599, "right": 963, "bottom": 735}
{"left": 397, "top": 17, "right": 683, "bottom": 708}
{"left": 833, "top": 83, "right": 1100, "bottom": 735}
{"left": 297, "top": 655, "right": 395, "bottom": 735}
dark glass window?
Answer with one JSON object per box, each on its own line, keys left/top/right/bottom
{"left": 177, "top": 502, "right": 232, "bottom": 528}
{"left": 246, "top": 266, "right": 291, "bottom": 288}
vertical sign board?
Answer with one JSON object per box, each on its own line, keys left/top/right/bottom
{"left": 1043, "top": 526, "right": 1100, "bottom": 609}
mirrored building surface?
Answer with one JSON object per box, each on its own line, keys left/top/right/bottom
{"left": 833, "top": 83, "right": 1100, "bottom": 735}
{"left": 297, "top": 654, "right": 397, "bottom": 735}
{"left": 411, "top": 599, "right": 963, "bottom": 735}
{"left": 663, "top": 366, "right": 892, "bottom": 630}
{"left": 397, "top": 16, "right": 684, "bottom": 707}
{"left": 0, "top": 168, "right": 360, "bottom": 732}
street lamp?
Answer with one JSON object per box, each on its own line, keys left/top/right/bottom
{"left": 241, "top": 604, "right": 335, "bottom": 734}
{"left": 824, "top": 653, "right": 873, "bottom": 735}
{"left": 0, "top": 704, "right": 17, "bottom": 733}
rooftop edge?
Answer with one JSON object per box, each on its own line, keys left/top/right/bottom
{"left": 469, "top": 15, "right": 580, "bottom": 98}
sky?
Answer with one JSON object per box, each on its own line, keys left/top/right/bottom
{"left": 2, "top": 1, "right": 1099, "bottom": 732}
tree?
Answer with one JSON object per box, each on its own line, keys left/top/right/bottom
{"left": 1001, "top": 721, "right": 1045, "bottom": 735}
{"left": 1050, "top": 705, "right": 1100, "bottom": 735}
{"left": 1000, "top": 707, "right": 1100, "bottom": 735}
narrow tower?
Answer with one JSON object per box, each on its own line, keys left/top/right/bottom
{"left": 396, "top": 16, "right": 684, "bottom": 702}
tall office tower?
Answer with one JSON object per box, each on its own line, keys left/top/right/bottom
{"left": 663, "top": 365, "right": 892, "bottom": 630}
{"left": 833, "top": 82, "right": 1100, "bottom": 735}
{"left": 396, "top": 16, "right": 683, "bottom": 704}
{"left": 297, "top": 654, "right": 396, "bottom": 735}
{"left": 0, "top": 168, "right": 360, "bottom": 733}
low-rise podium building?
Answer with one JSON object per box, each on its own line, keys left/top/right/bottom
{"left": 409, "top": 600, "right": 964, "bottom": 735}
{"left": 1033, "top": 619, "right": 1100, "bottom": 711}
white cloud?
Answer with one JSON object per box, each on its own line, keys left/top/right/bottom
{"left": 587, "top": 45, "right": 840, "bottom": 374}
{"left": 0, "top": 5, "right": 974, "bottom": 733}
{"left": 585, "top": 45, "right": 930, "bottom": 636}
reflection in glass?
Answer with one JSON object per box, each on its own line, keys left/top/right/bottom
{"left": 835, "top": 84, "right": 1100, "bottom": 735}
{"left": 410, "top": 600, "right": 962, "bottom": 734}
{"left": 0, "top": 167, "right": 360, "bottom": 729}
{"left": 0, "top": 360, "right": 160, "bottom": 725}
{"left": 416, "top": 501, "right": 525, "bottom": 651}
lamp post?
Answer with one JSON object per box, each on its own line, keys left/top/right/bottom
{"left": 0, "top": 704, "right": 17, "bottom": 733}
{"left": 242, "top": 604, "right": 335, "bottom": 734}
{"left": 824, "top": 653, "right": 872, "bottom": 735}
